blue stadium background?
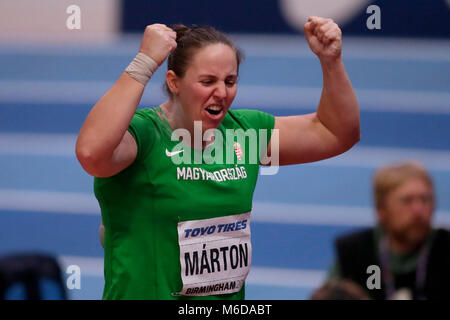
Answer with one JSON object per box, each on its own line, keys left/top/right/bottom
{"left": 0, "top": 0, "right": 449, "bottom": 299}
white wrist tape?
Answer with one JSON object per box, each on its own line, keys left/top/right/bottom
{"left": 125, "top": 52, "right": 158, "bottom": 86}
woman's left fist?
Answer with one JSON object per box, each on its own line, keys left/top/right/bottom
{"left": 304, "top": 16, "right": 342, "bottom": 61}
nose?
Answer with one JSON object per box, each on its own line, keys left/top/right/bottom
{"left": 411, "top": 197, "right": 431, "bottom": 220}
{"left": 213, "top": 82, "right": 227, "bottom": 100}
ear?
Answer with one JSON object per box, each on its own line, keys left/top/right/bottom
{"left": 166, "top": 70, "right": 179, "bottom": 95}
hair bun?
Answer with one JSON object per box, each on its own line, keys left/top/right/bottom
{"left": 172, "top": 24, "right": 190, "bottom": 41}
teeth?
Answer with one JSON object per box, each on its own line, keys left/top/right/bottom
{"left": 207, "top": 105, "right": 222, "bottom": 111}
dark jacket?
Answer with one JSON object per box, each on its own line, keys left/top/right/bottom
{"left": 335, "top": 228, "right": 450, "bottom": 300}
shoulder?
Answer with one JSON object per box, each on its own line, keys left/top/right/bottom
{"left": 335, "top": 228, "right": 375, "bottom": 250}
{"left": 335, "top": 228, "right": 379, "bottom": 279}
{"left": 431, "top": 228, "right": 450, "bottom": 249}
{"left": 226, "top": 108, "right": 273, "bottom": 120}
{"left": 435, "top": 228, "right": 450, "bottom": 239}
{"left": 223, "top": 108, "right": 275, "bottom": 131}
{"left": 129, "top": 106, "right": 164, "bottom": 135}
{"left": 133, "top": 106, "right": 163, "bottom": 121}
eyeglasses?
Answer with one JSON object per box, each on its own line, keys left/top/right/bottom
{"left": 397, "top": 194, "right": 434, "bottom": 206}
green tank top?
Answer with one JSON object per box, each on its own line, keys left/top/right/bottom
{"left": 94, "top": 106, "right": 275, "bottom": 300}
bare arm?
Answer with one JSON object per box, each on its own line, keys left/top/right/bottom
{"left": 76, "top": 73, "right": 143, "bottom": 177}
{"left": 267, "top": 17, "right": 360, "bottom": 166}
{"left": 75, "top": 24, "right": 177, "bottom": 177}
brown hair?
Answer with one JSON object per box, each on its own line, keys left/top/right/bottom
{"left": 373, "top": 161, "right": 434, "bottom": 210}
{"left": 164, "top": 24, "right": 244, "bottom": 96}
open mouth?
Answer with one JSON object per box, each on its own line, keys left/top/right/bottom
{"left": 206, "top": 108, "right": 221, "bottom": 115}
{"left": 205, "top": 105, "right": 223, "bottom": 116}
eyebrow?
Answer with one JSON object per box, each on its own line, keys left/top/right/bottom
{"left": 198, "top": 74, "right": 238, "bottom": 78}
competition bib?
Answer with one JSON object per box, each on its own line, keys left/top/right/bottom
{"left": 177, "top": 212, "right": 252, "bottom": 296}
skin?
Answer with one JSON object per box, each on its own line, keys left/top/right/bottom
{"left": 76, "top": 21, "right": 360, "bottom": 244}
{"left": 76, "top": 18, "right": 359, "bottom": 178}
{"left": 377, "top": 177, "right": 434, "bottom": 254}
{"left": 267, "top": 17, "right": 360, "bottom": 165}
{"left": 162, "top": 43, "right": 238, "bottom": 143}
{"left": 76, "top": 24, "right": 177, "bottom": 178}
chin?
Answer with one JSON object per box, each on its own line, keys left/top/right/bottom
{"left": 405, "top": 226, "right": 432, "bottom": 248}
{"left": 201, "top": 111, "right": 228, "bottom": 131}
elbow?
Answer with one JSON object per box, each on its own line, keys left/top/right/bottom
{"left": 350, "top": 125, "right": 361, "bottom": 147}
{"left": 75, "top": 143, "right": 117, "bottom": 178}
{"left": 76, "top": 145, "right": 97, "bottom": 175}
{"left": 338, "top": 124, "right": 361, "bottom": 153}
{"left": 75, "top": 142, "right": 105, "bottom": 177}
{"left": 345, "top": 101, "right": 361, "bottom": 148}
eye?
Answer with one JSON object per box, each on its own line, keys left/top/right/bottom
{"left": 200, "top": 79, "right": 214, "bottom": 86}
{"left": 400, "top": 196, "right": 414, "bottom": 205}
{"left": 225, "top": 79, "right": 236, "bottom": 86}
{"left": 225, "top": 77, "right": 237, "bottom": 86}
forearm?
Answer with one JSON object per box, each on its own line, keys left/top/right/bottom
{"left": 76, "top": 72, "right": 144, "bottom": 162}
{"left": 316, "top": 57, "right": 360, "bottom": 148}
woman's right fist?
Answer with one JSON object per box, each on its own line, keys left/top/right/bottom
{"left": 139, "top": 24, "right": 177, "bottom": 66}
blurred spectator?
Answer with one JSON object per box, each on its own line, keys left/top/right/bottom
{"left": 0, "top": 253, "right": 67, "bottom": 300}
{"left": 310, "top": 279, "right": 371, "bottom": 300}
{"left": 326, "top": 162, "right": 450, "bottom": 300}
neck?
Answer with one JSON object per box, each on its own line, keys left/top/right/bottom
{"left": 161, "top": 100, "right": 187, "bottom": 131}
{"left": 386, "top": 234, "right": 421, "bottom": 255}
{"left": 160, "top": 100, "right": 214, "bottom": 149}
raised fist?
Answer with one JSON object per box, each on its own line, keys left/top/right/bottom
{"left": 304, "top": 17, "right": 342, "bottom": 61}
{"left": 139, "top": 24, "right": 177, "bottom": 66}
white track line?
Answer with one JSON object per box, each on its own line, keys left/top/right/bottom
{"left": 1, "top": 133, "right": 450, "bottom": 171}
{"left": 1, "top": 189, "right": 449, "bottom": 227}
{"left": 1, "top": 81, "right": 449, "bottom": 113}
{"left": 58, "top": 254, "right": 326, "bottom": 288}
{"left": 1, "top": 35, "right": 449, "bottom": 61}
